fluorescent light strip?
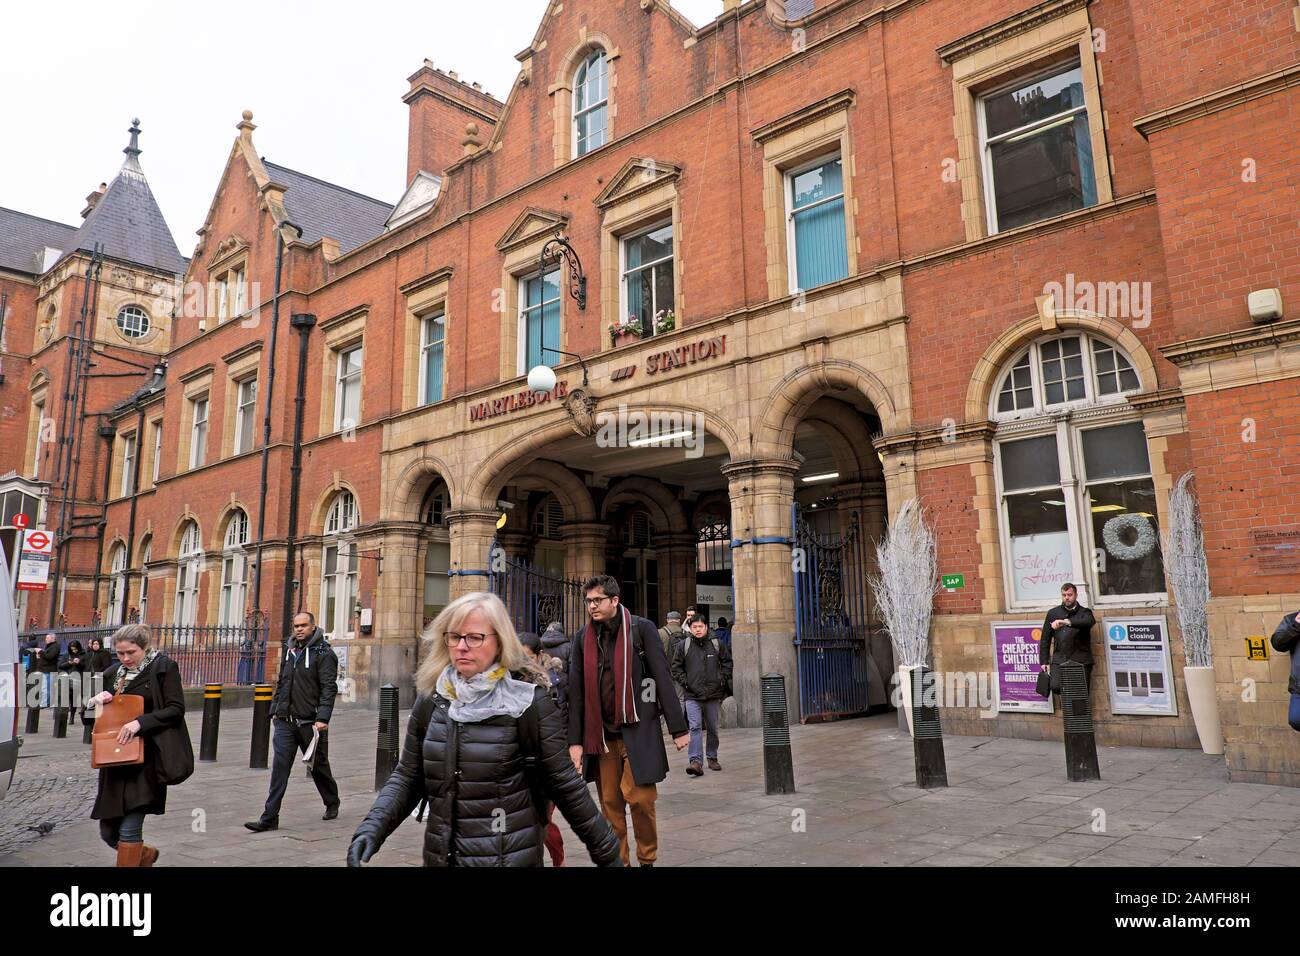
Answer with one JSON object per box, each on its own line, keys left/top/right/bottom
{"left": 800, "top": 472, "right": 840, "bottom": 484}
{"left": 628, "top": 429, "right": 695, "bottom": 448}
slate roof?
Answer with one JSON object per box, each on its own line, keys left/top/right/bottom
{"left": 262, "top": 160, "right": 394, "bottom": 255}
{"left": 63, "top": 123, "right": 188, "bottom": 276}
{"left": 0, "top": 207, "right": 76, "bottom": 276}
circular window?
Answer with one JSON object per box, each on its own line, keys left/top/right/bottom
{"left": 116, "top": 305, "right": 150, "bottom": 339}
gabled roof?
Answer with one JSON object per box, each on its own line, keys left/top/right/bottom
{"left": 262, "top": 161, "right": 394, "bottom": 254}
{"left": 64, "top": 120, "right": 188, "bottom": 276}
{"left": 0, "top": 207, "right": 76, "bottom": 275}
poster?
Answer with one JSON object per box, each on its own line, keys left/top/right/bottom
{"left": 991, "top": 622, "right": 1053, "bottom": 713}
{"left": 1103, "top": 616, "right": 1177, "bottom": 716}
{"left": 334, "top": 645, "right": 350, "bottom": 694}
{"left": 1010, "top": 531, "right": 1074, "bottom": 603}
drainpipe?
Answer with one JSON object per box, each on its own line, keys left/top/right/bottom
{"left": 252, "top": 220, "right": 303, "bottom": 623}
{"left": 90, "top": 423, "right": 116, "bottom": 615}
{"left": 280, "top": 312, "right": 316, "bottom": 648}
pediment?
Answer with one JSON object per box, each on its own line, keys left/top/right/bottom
{"left": 594, "top": 157, "right": 682, "bottom": 210}
{"left": 208, "top": 232, "right": 251, "bottom": 270}
{"left": 495, "top": 206, "right": 569, "bottom": 253}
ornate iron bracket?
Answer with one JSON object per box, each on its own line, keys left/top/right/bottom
{"left": 539, "top": 228, "right": 587, "bottom": 311}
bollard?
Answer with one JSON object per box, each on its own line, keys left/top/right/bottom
{"left": 82, "top": 672, "right": 101, "bottom": 744}
{"left": 199, "top": 683, "right": 223, "bottom": 762}
{"left": 760, "top": 673, "right": 796, "bottom": 795}
{"left": 910, "top": 665, "right": 949, "bottom": 789}
{"left": 52, "top": 675, "right": 70, "bottom": 739}
{"left": 249, "top": 683, "right": 274, "bottom": 769}
{"left": 24, "top": 673, "right": 40, "bottom": 733}
{"left": 1060, "top": 661, "right": 1101, "bottom": 782}
{"left": 375, "top": 683, "right": 399, "bottom": 791}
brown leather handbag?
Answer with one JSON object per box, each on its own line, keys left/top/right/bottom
{"left": 91, "top": 694, "right": 146, "bottom": 768}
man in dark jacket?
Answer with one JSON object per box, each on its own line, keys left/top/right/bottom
{"left": 671, "top": 614, "right": 733, "bottom": 774}
{"left": 245, "top": 612, "right": 340, "bottom": 831}
{"left": 1039, "top": 582, "right": 1097, "bottom": 689}
{"left": 35, "top": 633, "right": 61, "bottom": 709}
{"left": 1270, "top": 610, "right": 1300, "bottom": 731}
{"left": 568, "top": 575, "right": 688, "bottom": 867}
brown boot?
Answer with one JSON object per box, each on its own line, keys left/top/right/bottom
{"left": 116, "top": 841, "right": 145, "bottom": 867}
{"left": 140, "top": 844, "right": 160, "bottom": 867}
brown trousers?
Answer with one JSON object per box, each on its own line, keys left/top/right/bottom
{"left": 594, "top": 737, "right": 658, "bottom": 865}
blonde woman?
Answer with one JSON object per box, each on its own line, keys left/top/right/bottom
{"left": 348, "top": 592, "right": 621, "bottom": 867}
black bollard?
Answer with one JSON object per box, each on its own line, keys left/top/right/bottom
{"left": 375, "top": 683, "right": 399, "bottom": 791}
{"left": 24, "top": 673, "right": 41, "bottom": 733}
{"left": 199, "top": 683, "right": 222, "bottom": 762}
{"left": 910, "top": 665, "right": 949, "bottom": 789}
{"left": 761, "top": 673, "right": 796, "bottom": 795}
{"left": 82, "top": 672, "right": 101, "bottom": 744}
{"left": 249, "top": 683, "right": 274, "bottom": 769}
{"left": 1060, "top": 661, "right": 1101, "bottom": 782}
{"left": 52, "top": 675, "right": 69, "bottom": 739}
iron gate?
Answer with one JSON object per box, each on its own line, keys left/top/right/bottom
{"left": 792, "top": 505, "right": 874, "bottom": 722}
{"left": 489, "top": 542, "right": 585, "bottom": 638}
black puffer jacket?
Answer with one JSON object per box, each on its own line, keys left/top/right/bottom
{"left": 354, "top": 677, "right": 621, "bottom": 867}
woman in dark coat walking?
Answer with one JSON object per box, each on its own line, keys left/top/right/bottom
{"left": 86, "top": 637, "right": 114, "bottom": 673}
{"left": 59, "top": 640, "right": 88, "bottom": 724}
{"left": 86, "top": 624, "right": 188, "bottom": 867}
{"left": 348, "top": 593, "right": 620, "bottom": 868}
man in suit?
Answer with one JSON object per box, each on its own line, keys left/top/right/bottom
{"left": 1039, "top": 582, "right": 1097, "bottom": 690}
{"left": 568, "top": 575, "right": 688, "bottom": 867}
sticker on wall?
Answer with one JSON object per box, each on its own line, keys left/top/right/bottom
{"left": 1244, "top": 636, "right": 1270, "bottom": 661}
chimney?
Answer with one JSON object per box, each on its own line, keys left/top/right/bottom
{"left": 403, "top": 61, "right": 505, "bottom": 182}
{"left": 81, "top": 183, "right": 108, "bottom": 219}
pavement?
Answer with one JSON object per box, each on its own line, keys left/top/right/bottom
{"left": 3, "top": 705, "right": 1300, "bottom": 867}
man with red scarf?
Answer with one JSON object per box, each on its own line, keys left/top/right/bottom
{"left": 568, "top": 575, "right": 688, "bottom": 867}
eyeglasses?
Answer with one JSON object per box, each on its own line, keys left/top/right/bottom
{"left": 585, "top": 596, "right": 613, "bottom": 606}
{"left": 444, "top": 632, "right": 492, "bottom": 648}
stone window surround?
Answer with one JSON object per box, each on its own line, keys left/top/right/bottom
{"left": 942, "top": 0, "right": 1113, "bottom": 242}
{"left": 401, "top": 270, "right": 452, "bottom": 411}
{"left": 498, "top": 235, "right": 571, "bottom": 382}
{"left": 318, "top": 309, "right": 368, "bottom": 437}
{"left": 549, "top": 33, "right": 620, "bottom": 167}
{"left": 221, "top": 347, "right": 262, "bottom": 459}
{"left": 25, "top": 385, "right": 47, "bottom": 480}
{"left": 599, "top": 172, "right": 683, "bottom": 349}
{"left": 105, "top": 295, "right": 163, "bottom": 348}
{"left": 754, "top": 90, "right": 859, "bottom": 301}
{"left": 176, "top": 369, "right": 214, "bottom": 475}
{"left": 208, "top": 252, "right": 250, "bottom": 326}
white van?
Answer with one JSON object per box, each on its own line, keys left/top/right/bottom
{"left": 0, "top": 552, "right": 19, "bottom": 802}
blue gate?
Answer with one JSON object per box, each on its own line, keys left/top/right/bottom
{"left": 792, "top": 505, "right": 874, "bottom": 722}
{"left": 489, "top": 542, "right": 585, "bottom": 638}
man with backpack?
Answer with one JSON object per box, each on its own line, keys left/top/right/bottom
{"left": 671, "top": 614, "right": 733, "bottom": 775}
{"left": 567, "top": 575, "right": 688, "bottom": 867}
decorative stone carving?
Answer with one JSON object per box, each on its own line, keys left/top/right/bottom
{"left": 563, "top": 387, "right": 599, "bottom": 437}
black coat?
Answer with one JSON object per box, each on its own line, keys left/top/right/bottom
{"left": 567, "top": 612, "right": 688, "bottom": 787}
{"left": 1271, "top": 612, "right": 1300, "bottom": 696}
{"left": 1039, "top": 603, "right": 1097, "bottom": 666}
{"left": 354, "top": 681, "right": 621, "bottom": 867}
{"left": 91, "top": 655, "right": 186, "bottom": 820}
{"left": 88, "top": 649, "right": 114, "bottom": 673}
{"left": 271, "top": 628, "right": 338, "bottom": 722}
{"left": 59, "top": 646, "right": 87, "bottom": 675}
{"left": 35, "top": 642, "right": 61, "bottom": 673}
{"left": 671, "top": 633, "right": 734, "bottom": 701}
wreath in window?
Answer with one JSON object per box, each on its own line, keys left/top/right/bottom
{"left": 1101, "top": 513, "right": 1156, "bottom": 562}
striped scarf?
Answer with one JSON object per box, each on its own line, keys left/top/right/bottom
{"left": 581, "top": 604, "right": 639, "bottom": 756}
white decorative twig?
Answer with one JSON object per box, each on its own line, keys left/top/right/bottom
{"left": 868, "top": 497, "right": 940, "bottom": 669}
{"left": 1163, "top": 472, "right": 1212, "bottom": 667}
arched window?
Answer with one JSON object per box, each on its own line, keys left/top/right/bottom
{"left": 990, "top": 333, "right": 1164, "bottom": 607}
{"left": 107, "top": 544, "right": 128, "bottom": 626}
{"left": 174, "top": 521, "right": 202, "bottom": 626}
{"left": 220, "top": 510, "right": 249, "bottom": 626}
{"left": 138, "top": 537, "right": 152, "bottom": 624}
{"left": 421, "top": 481, "right": 451, "bottom": 628}
{"left": 322, "top": 492, "right": 359, "bottom": 641}
{"left": 573, "top": 49, "right": 609, "bottom": 157}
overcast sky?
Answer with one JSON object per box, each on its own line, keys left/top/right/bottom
{"left": 0, "top": 0, "right": 720, "bottom": 253}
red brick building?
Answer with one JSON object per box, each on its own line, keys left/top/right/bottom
{"left": 4, "top": 0, "right": 1298, "bottom": 783}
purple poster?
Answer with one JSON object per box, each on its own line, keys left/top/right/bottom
{"left": 992, "top": 623, "right": 1053, "bottom": 713}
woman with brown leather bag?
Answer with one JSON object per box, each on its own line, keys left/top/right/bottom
{"left": 86, "top": 623, "right": 192, "bottom": 866}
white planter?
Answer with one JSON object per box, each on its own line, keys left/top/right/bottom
{"left": 1183, "top": 665, "right": 1224, "bottom": 755}
{"left": 898, "top": 665, "right": 920, "bottom": 738}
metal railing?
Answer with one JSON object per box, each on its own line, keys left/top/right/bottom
{"left": 18, "top": 619, "right": 270, "bottom": 686}
{"left": 489, "top": 542, "right": 585, "bottom": 638}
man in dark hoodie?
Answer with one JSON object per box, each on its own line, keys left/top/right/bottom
{"left": 245, "top": 612, "right": 340, "bottom": 832}
{"left": 1270, "top": 610, "right": 1300, "bottom": 731}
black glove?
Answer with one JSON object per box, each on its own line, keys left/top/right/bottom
{"left": 347, "top": 833, "right": 379, "bottom": 867}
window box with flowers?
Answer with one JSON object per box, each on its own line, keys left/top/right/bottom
{"left": 653, "top": 309, "right": 676, "bottom": 335}
{"left": 609, "top": 315, "right": 646, "bottom": 345}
